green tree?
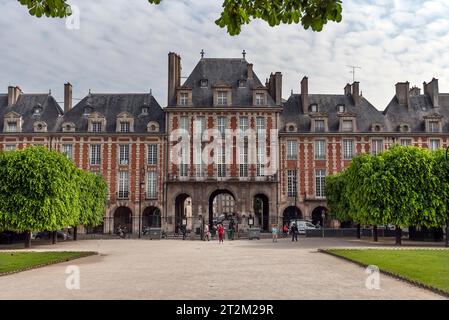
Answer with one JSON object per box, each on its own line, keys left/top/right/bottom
{"left": 0, "top": 146, "right": 80, "bottom": 247}
{"left": 430, "top": 149, "right": 449, "bottom": 245}
{"left": 74, "top": 170, "right": 108, "bottom": 240}
{"left": 20, "top": 0, "right": 342, "bottom": 35}
{"left": 325, "top": 171, "right": 351, "bottom": 223}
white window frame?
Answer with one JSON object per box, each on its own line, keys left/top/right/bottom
{"left": 180, "top": 92, "right": 189, "bottom": 106}
{"left": 6, "top": 122, "right": 18, "bottom": 133}
{"left": 148, "top": 144, "right": 158, "bottom": 165}
{"left": 371, "top": 139, "right": 383, "bottom": 155}
{"left": 147, "top": 171, "right": 157, "bottom": 198}
{"left": 315, "top": 169, "right": 326, "bottom": 198}
{"left": 217, "top": 91, "right": 228, "bottom": 106}
{"left": 255, "top": 93, "right": 265, "bottom": 106}
{"left": 287, "top": 170, "right": 297, "bottom": 197}
{"left": 118, "top": 171, "right": 129, "bottom": 199}
{"left": 62, "top": 144, "right": 73, "bottom": 160}
{"left": 119, "top": 144, "right": 129, "bottom": 165}
{"left": 90, "top": 144, "right": 101, "bottom": 165}
{"left": 343, "top": 139, "right": 354, "bottom": 160}
{"left": 286, "top": 140, "right": 298, "bottom": 160}
{"left": 315, "top": 120, "right": 325, "bottom": 132}
{"left": 315, "top": 140, "right": 326, "bottom": 160}
{"left": 120, "top": 121, "right": 130, "bottom": 133}
{"left": 400, "top": 139, "right": 412, "bottom": 147}
{"left": 429, "top": 139, "right": 440, "bottom": 151}
{"left": 342, "top": 120, "right": 354, "bottom": 132}
{"left": 92, "top": 122, "right": 102, "bottom": 133}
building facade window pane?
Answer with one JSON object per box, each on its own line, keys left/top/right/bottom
{"left": 343, "top": 139, "right": 354, "bottom": 159}
{"left": 315, "top": 140, "right": 326, "bottom": 159}
{"left": 6, "top": 122, "right": 17, "bottom": 132}
{"left": 429, "top": 121, "right": 439, "bottom": 133}
{"left": 90, "top": 144, "right": 101, "bottom": 165}
{"left": 92, "top": 122, "right": 102, "bottom": 133}
{"left": 400, "top": 139, "right": 412, "bottom": 146}
{"left": 62, "top": 144, "right": 73, "bottom": 160}
{"left": 5, "top": 144, "right": 16, "bottom": 151}
{"left": 315, "top": 120, "right": 325, "bottom": 132}
{"left": 371, "top": 139, "right": 383, "bottom": 155}
{"left": 148, "top": 144, "right": 157, "bottom": 165}
{"left": 255, "top": 93, "right": 264, "bottom": 106}
{"left": 315, "top": 169, "right": 326, "bottom": 198}
{"left": 120, "top": 122, "right": 130, "bottom": 133}
{"left": 119, "top": 145, "right": 129, "bottom": 165}
{"left": 147, "top": 171, "right": 157, "bottom": 198}
{"left": 118, "top": 171, "right": 129, "bottom": 198}
{"left": 430, "top": 139, "right": 440, "bottom": 151}
{"left": 287, "top": 170, "right": 297, "bottom": 197}
{"left": 217, "top": 91, "right": 228, "bottom": 105}
{"left": 286, "top": 140, "right": 298, "bottom": 160}
{"left": 342, "top": 120, "right": 353, "bottom": 132}
{"left": 180, "top": 92, "right": 188, "bottom": 106}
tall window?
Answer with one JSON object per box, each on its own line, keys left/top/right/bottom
{"left": 315, "top": 120, "right": 325, "bottom": 132}
{"left": 4, "top": 144, "right": 16, "bottom": 151}
{"left": 179, "top": 116, "right": 189, "bottom": 177}
{"left": 90, "top": 144, "right": 101, "bottom": 165}
{"left": 6, "top": 122, "right": 18, "bottom": 133}
{"left": 92, "top": 122, "right": 102, "bottom": 133}
{"left": 286, "top": 140, "right": 297, "bottom": 160}
{"left": 180, "top": 92, "right": 188, "bottom": 106}
{"left": 400, "top": 139, "right": 412, "bottom": 147}
{"left": 120, "top": 122, "right": 130, "bottom": 133}
{"left": 148, "top": 144, "right": 157, "bottom": 165}
{"left": 195, "top": 116, "right": 206, "bottom": 140}
{"left": 255, "top": 93, "right": 264, "bottom": 106}
{"left": 62, "top": 144, "right": 73, "bottom": 160}
{"left": 256, "top": 117, "right": 265, "bottom": 177}
{"left": 343, "top": 139, "right": 354, "bottom": 159}
{"left": 342, "top": 120, "right": 353, "bottom": 132}
{"left": 239, "top": 116, "right": 249, "bottom": 177}
{"left": 217, "top": 91, "right": 228, "bottom": 106}
{"left": 119, "top": 145, "right": 129, "bottom": 165}
{"left": 430, "top": 139, "right": 440, "bottom": 151}
{"left": 118, "top": 171, "right": 129, "bottom": 198}
{"left": 315, "top": 140, "right": 326, "bottom": 159}
{"left": 315, "top": 169, "right": 326, "bottom": 198}
{"left": 217, "top": 116, "right": 227, "bottom": 178}
{"left": 371, "top": 139, "right": 383, "bottom": 155}
{"left": 147, "top": 171, "right": 157, "bottom": 198}
{"left": 429, "top": 121, "right": 439, "bottom": 133}
{"left": 287, "top": 170, "right": 297, "bottom": 197}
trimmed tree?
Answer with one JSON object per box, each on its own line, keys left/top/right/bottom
{"left": 75, "top": 170, "right": 108, "bottom": 240}
{"left": 0, "top": 146, "right": 80, "bottom": 248}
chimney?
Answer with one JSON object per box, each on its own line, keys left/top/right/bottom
{"left": 301, "top": 76, "right": 309, "bottom": 114}
{"left": 247, "top": 63, "right": 253, "bottom": 80}
{"left": 395, "top": 81, "right": 410, "bottom": 109}
{"left": 167, "top": 52, "right": 181, "bottom": 106}
{"left": 8, "top": 86, "right": 21, "bottom": 106}
{"left": 423, "top": 78, "right": 439, "bottom": 107}
{"left": 352, "top": 82, "right": 360, "bottom": 107}
{"left": 344, "top": 83, "right": 351, "bottom": 95}
{"left": 409, "top": 86, "right": 421, "bottom": 96}
{"left": 64, "top": 82, "right": 73, "bottom": 113}
{"left": 274, "top": 72, "right": 282, "bottom": 106}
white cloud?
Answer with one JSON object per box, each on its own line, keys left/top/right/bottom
{"left": 0, "top": 0, "right": 449, "bottom": 110}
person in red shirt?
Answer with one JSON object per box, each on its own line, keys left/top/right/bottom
{"left": 217, "top": 224, "right": 225, "bottom": 243}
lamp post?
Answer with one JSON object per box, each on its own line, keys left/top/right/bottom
{"left": 139, "top": 166, "right": 145, "bottom": 239}
{"left": 446, "top": 146, "right": 449, "bottom": 248}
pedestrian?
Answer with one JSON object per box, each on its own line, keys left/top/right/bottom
{"left": 291, "top": 223, "right": 298, "bottom": 242}
{"left": 283, "top": 223, "right": 289, "bottom": 238}
{"left": 272, "top": 224, "right": 278, "bottom": 243}
{"left": 181, "top": 225, "right": 186, "bottom": 240}
{"left": 204, "top": 224, "right": 210, "bottom": 241}
{"left": 217, "top": 224, "right": 225, "bottom": 243}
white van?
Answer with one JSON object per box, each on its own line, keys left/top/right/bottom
{"left": 289, "top": 219, "right": 319, "bottom": 234}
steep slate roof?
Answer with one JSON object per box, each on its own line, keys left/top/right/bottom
{"left": 281, "top": 93, "right": 385, "bottom": 133}
{"left": 175, "top": 58, "right": 276, "bottom": 108}
{"left": 0, "top": 93, "right": 63, "bottom": 132}
{"left": 383, "top": 94, "right": 449, "bottom": 132}
{"left": 60, "top": 93, "right": 165, "bottom": 133}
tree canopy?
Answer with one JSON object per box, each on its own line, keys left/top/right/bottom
{"left": 19, "top": 0, "right": 342, "bottom": 35}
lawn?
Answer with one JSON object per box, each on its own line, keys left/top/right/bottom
{"left": 327, "top": 249, "right": 449, "bottom": 294}
{"left": 0, "top": 251, "right": 95, "bottom": 275}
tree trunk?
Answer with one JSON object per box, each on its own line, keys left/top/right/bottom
{"left": 446, "top": 221, "right": 449, "bottom": 248}
{"left": 52, "top": 231, "right": 57, "bottom": 245}
{"left": 373, "top": 225, "right": 378, "bottom": 242}
{"left": 395, "top": 226, "right": 402, "bottom": 245}
{"left": 24, "top": 230, "right": 31, "bottom": 248}
{"left": 356, "top": 224, "right": 361, "bottom": 239}
{"left": 74, "top": 226, "right": 78, "bottom": 241}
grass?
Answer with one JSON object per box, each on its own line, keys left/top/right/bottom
{"left": 327, "top": 249, "right": 449, "bottom": 294}
{"left": 0, "top": 251, "right": 95, "bottom": 275}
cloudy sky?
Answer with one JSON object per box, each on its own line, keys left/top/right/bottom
{"left": 1, "top": 0, "right": 449, "bottom": 110}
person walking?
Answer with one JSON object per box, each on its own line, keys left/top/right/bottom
{"left": 291, "top": 223, "right": 298, "bottom": 242}
{"left": 204, "top": 224, "right": 210, "bottom": 241}
{"left": 272, "top": 224, "right": 279, "bottom": 243}
{"left": 181, "top": 225, "right": 187, "bottom": 240}
{"left": 283, "top": 223, "right": 289, "bottom": 238}
{"left": 217, "top": 224, "right": 225, "bottom": 243}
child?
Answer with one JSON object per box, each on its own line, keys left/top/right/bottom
{"left": 272, "top": 224, "right": 279, "bottom": 243}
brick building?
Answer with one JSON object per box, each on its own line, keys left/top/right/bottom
{"left": 1, "top": 52, "right": 447, "bottom": 234}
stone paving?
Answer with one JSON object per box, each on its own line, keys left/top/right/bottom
{"left": 0, "top": 237, "right": 446, "bottom": 300}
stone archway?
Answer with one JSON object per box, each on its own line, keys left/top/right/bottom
{"left": 175, "top": 193, "right": 192, "bottom": 232}
{"left": 312, "top": 206, "right": 328, "bottom": 228}
{"left": 142, "top": 206, "right": 161, "bottom": 228}
{"left": 282, "top": 206, "right": 302, "bottom": 225}
{"left": 114, "top": 206, "right": 133, "bottom": 234}
{"left": 253, "top": 194, "right": 269, "bottom": 231}
{"left": 208, "top": 189, "right": 236, "bottom": 226}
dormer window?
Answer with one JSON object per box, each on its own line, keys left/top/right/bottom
{"left": 33, "top": 121, "right": 47, "bottom": 133}
{"left": 429, "top": 121, "right": 440, "bottom": 133}
{"left": 92, "top": 122, "right": 102, "bottom": 133}
{"left": 310, "top": 104, "right": 318, "bottom": 113}
{"left": 342, "top": 120, "right": 354, "bottom": 132}
{"left": 6, "top": 121, "right": 18, "bottom": 133}
{"left": 398, "top": 124, "right": 410, "bottom": 133}
{"left": 180, "top": 92, "right": 188, "bottom": 106}
{"left": 337, "top": 105, "right": 345, "bottom": 113}
{"left": 217, "top": 91, "right": 228, "bottom": 106}
{"left": 315, "top": 120, "right": 325, "bottom": 132}
{"left": 200, "top": 79, "right": 208, "bottom": 88}
{"left": 372, "top": 124, "right": 382, "bottom": 132}
{"left": 238, "top": 79, "right": 246, "bottom": 88}
{"left": 286, "top": 123, "right": 297, "bottom": 132}
{"left": 147, "top": 121, "right": 159, "bottom": 133}
{"left": 62, "top": 122, "right": 75, "bottom": 132}
{"left": 141, "top": 106, "right": 149, "bottom": 114}
{"left": 255, "top": 93, "right": 265, "bottom": 106}
{"left": 120, "top": 121, "right": 130, "bottom": 133}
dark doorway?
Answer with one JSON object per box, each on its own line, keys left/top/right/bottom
{"left": 142, "top": 206, "right": 161, "bottom": 228}
{"left": 253, "top": 194, "right": 269, "bottom": 231}
{"left": 114, "top": 206, "right": 132, "bottom": 234}
{"left": 175, "top": 193, "right": 191, "bottom": 232}
{"left": 282, "top": 206, "right": 302, "bottom": 225}
{"left": 312, "top": 206, "right": 328, "bottom": 227}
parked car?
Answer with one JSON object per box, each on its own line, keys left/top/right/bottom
{"left": 289, "top": 219, "right": 319, "bottom": 234}
{"left": 34, "top": 231, "right": 71, "bottom": 240}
